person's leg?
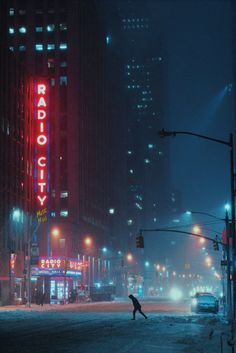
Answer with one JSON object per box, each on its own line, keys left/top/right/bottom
{"left": 139, "top": 309, "right": 147, "bottom": 319}
{"left": 132, "top": 308, "right": 137, "bottom": 319}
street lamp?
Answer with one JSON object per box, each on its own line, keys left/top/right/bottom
{"left": 159, "top": 129, "right": 236, "bottom": 319}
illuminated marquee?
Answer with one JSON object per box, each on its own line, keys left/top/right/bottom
{"left": 39, "top": 257, "right": 88, "bottom": 270}
{"left": 35, "top": 82, "right": 49, "bottom": 208}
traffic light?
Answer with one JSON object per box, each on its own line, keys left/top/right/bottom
{"left": 213, "top": 240, "right": 219, "bottom": 251}
{"left": 136, "top": 235, "right": 144, "bottom": 248}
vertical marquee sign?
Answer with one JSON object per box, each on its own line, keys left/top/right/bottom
{"left": 34, "top": 80, "right": 49, "bottom": 218}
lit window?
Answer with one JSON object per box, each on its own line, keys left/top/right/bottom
{"left": 9, "top": 28, "right": 14, "bottom": 34}
{"left": 106, "top": 34, "right": 112, "bottom": 45}
{"left": 47, "top": 58, "right": 54, "bottom": 68}
{"left": 60, "top": 76, "right": 67, "bottom": 85}
{"left": 51, "top": 212, "right": 56, "bottom": 217}
{"left": 9, "top": 8, "right": 14, "bottom": 16}
{"left": 148, "top": 144, "right": 154, "bottom": 149}
{"left": 19, "top": 45, "right": 26, "bottom": 51}
{"left": 60, "top": 191, "right": 68, "bottom": 198}
{"left": 135, "top": 202, "right": 142, "bottom": 210}
{"left": 129, "top": 169, "right": 134, "bottom": 174}
{"left": 60, "top": 210, "right": 68, "bottom": 217}
{"left": 59, "top": 23, "right": 67, "bottom": 31}
{"left": 47, "top": 24, "right": 55, "bottom": 32}
{"left": 35, "top": 44, "right": 43, "bottom": 51}
{"left": 9, "top": 46, "right": 14, "bottom": 52}
{"left": 47, "top": 43, "right": 55, "bottom": 50}
{"left": 127, "top": 219, "right": 133, "bottom": 226}
{"left": 144, "top": 159, "right": 150, "bottom": 164}
{"left": 127, "top": 150, "right": 132, "bottom": 155}
{"left": 36, "top": 27, "right": 43, "bottom": 32}
{"left": 60, "top": 61, "right": 67, "bottom": 67}
{"left": 19, "top": 27, "right": 26, "bottom": 33}
{"left": 51, "top": 78, "right": 55, "bottom": 86}
{"left": 59, "top": 43, "right": 67, "bottom": 50}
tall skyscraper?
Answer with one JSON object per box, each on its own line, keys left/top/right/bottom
{"left": 99, "top": 1, "right": 171, "bottom": 250}
{"left": 0, "top": 0, "right": 117, "bottom": 304}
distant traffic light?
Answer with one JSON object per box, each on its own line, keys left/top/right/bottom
{"left": 213, "top": 240, "right": 219, "bottom": 251}
{"left": 136, "top": 235, "right": 144, "bottom": 248}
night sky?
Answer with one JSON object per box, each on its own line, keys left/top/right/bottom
{"left": 151, "top": 0, "right": 233, "bottom": 215}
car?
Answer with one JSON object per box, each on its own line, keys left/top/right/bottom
{"left": 191, "top": 292, "right": 219, "bottom": 313}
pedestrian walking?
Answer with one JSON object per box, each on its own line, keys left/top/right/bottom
{"left": 128, "top": 294, "right": 148, "bottom": 320}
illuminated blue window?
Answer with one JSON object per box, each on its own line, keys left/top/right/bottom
{"left": 60, "top": 191, "right": 68, "bottom": 198}
{"left": 9, "top": 28, "right": 14, "bottom": 34}
{"left": 47, "top": 24, "right": 55, "bottom": 32}
{"left": 60, "top": 210, "right": 68, "bottom": 217}
{"left": 19, "top": 27, "right": 26, "bottom": 33}
{"left": 59, "top": 43, "right": 67, "bottom": 50}
{"left": 35, "top": 44, "right": 43, "bottom": 51}
{"left": 148, "top": 144, "right": 154, "bottom": 149}
{"left": 106, "top": 34, "right": 112, "bottom": 45}
{"left": 47, "top": 43, "right": 55, "bottom": 50}
{"left": 9, "top": 46, "right": 14, "bottom": 52}
{"left": 51, "top": 212, "right": 56, "bottom": 217}
{"left": 60, "top": 76, "right": 67, "bottom": 85}
{"left": 9, "top": 8, "right": 14, "bottom": 16}
{"left": 36, "top": 27, "right": 43, "bottom": 32}
{"left": 19, "top": 45, "right": 26, "bottom": 51}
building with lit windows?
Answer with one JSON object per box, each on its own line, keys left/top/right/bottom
{"left": 99, "top": 1, "right": 171, "bottom": 249}
{"left": 0, "top": 0, "right": 117, "bottom": 304}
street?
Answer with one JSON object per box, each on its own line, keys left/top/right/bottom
{"left": 0, "top": 299, "right": 231, "bottom": 353}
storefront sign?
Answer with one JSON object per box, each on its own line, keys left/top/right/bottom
{"left": 39, "top": 257, "right": 88, "bottom": 271}
{"left": 39, "top": 257, "right": 65, "bottom": 269}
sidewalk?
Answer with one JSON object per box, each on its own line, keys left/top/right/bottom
{"left": 0, "top": 303, "right": 83, "bottom": 311}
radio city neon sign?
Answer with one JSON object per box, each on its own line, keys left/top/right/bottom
{"left": 35, "top": 82, "right": 48, "bottom": 208}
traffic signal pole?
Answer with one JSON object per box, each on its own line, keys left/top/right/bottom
{"left": 158, "top": 129, "right": 236, "bottom": 320}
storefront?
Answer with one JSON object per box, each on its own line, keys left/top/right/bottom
{"left": 31, "top": 256, "right": 88, "bottom": 304}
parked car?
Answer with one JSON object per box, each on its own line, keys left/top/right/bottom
{"left": 191, "top": 292, "right": 219, "bottom": 313}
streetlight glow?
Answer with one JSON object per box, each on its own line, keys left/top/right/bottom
{"left": 84, "top": 236, "right": 92, "bottom": 246}
{"left": 51, "top": 227, "right": 60, "bottom": 237}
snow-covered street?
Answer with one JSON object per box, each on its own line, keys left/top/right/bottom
{"left": 0, "top": 300, "right": 233, "bottom": 353}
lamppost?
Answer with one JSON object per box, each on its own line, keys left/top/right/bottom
{"left": 186, "top": 208, "right": 232, "bottom": 320}
{"left": 159, "top": 129, "right": 236, "bottom": 319}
